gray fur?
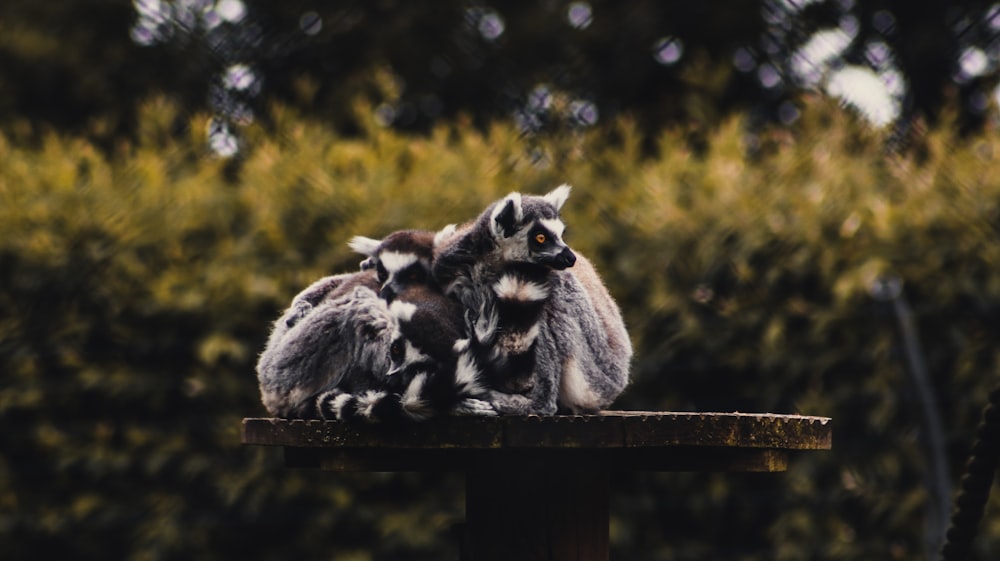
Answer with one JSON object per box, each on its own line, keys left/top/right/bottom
{"left": 256, "top": 265, "right": 498, "bottom": 421}
{"left": 433, "top": 185, "right": 632, "bottom": 415}
{"left": 255, "top": 271, "right": 399, "bottom": 418}
{"left": 308, "top": 283, "right": 497, "bottom": 422}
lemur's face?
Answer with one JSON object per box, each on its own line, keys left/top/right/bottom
{"left": 373, "top": 251, "right": 431, "bottom": 302}
{"left": 384, "top": 299, "right": 444, "bottom": 382}
{"left": 387, "top": 335, "right": 432, "bottom": 378}
{"left": 490, "top": 186, "right": 577, "bottom": 270}
{"left": 525, "top": 219, "right": 576, "bottom": 270}
{"left": 348, "top": 230, "right": 436, "bottom": 302}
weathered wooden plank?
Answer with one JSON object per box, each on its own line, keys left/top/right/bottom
{"left": 616, "top": 412, "right": 833, "bottom": 450}
{"left": 281, "top": 446, "right": 791, "bottom": 473}
{"left": 242, "top": 412, "right": 832, "bottom": 453}
{"left": 242, "top": 416, "right": 504, "bottom": 449}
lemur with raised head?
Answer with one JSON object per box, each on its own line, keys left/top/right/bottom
{"left": 433, "top": 185, "right": 632, "bottom": 414}
{"left": 256, "top": 270, "right": 399, "bottom": 419}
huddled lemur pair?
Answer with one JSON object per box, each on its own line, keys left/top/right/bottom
{"left": 256, "top": 185, "right": 632, "bottom": 421}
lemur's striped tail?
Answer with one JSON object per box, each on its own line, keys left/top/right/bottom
{"left": 312, "top": 357, "right": 497, "bottom": 422}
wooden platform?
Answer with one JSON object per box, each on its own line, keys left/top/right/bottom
{"left": 242, "top": 411, "right": 832, "bottom": 561}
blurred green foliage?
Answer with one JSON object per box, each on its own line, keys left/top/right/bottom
{"left": 1, "top": 96, "right": 999, "bottom": 560}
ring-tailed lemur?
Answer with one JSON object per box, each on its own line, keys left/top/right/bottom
{"left": 345, "top": 229, "right": 495, "bottom": 417}
{"left": 255, "top": 270, "right": 399, "bottom": 419}
{"left": 321, "top": 282, "right": 497, "bottom": 421}
{"left": 256, "top": 268, "right": 496, "bottom": 421}
{"left": 348, "top": 229, "right": 440, "bottom": 302}
{"left": 457, "top": 260, "right": 555, "bottom": 394}
{"left": 351, "top": 226, "right": 549, "bottom": 394}
{"left": 433, "top": 185, "right": 632, "bottom": 414}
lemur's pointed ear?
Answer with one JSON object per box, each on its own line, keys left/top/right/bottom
{"left": 490, "top": 192, "right": 523, "bottom": 238}
{"left": 543, "top": 184, "right": 571, "bottom": 211}
{"left": 348, "top": 236, "right": 381, "bottom": 256}
{"left": 433, "top": 224, "right": 457, "bottom": 247}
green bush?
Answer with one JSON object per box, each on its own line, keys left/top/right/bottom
{"left": 1, "top": 97, "right": 999, "bottom": 560}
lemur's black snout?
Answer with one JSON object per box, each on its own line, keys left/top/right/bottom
{"left": 553, "top": 247, "right": 576, "bottom": 270}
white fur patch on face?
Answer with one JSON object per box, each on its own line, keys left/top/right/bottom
{"left": 389, "top": 300, "right": 418, "bottom": 323}
{"left": 538, "top": 218, "right": 566, "bottom": 238}
{"left": 543, "top": 184, "right": 571, "bottom": 210}
{"left": 348, "top": 236, "right": 381, "bottom": 256}
{"left": 454, "top": 351, "right": 485, "bottom": 396}
{"left": 402, "top": 373, "right": 432, "bottom": 421}
{"left": 403, "top": 340, "right": 430, "bottom": 367}
{"left": 379, "top": 251, "right": 419, "bottom": 274}
{"left": 493, "top": 275, "right": 550, "bottom": 302}
{"left": 499, "top": 233, "right": 532, "bottom": 262}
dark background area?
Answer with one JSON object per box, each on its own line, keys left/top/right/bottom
{"left": 3, "top": 0, "right": 1000, "bottom": 142}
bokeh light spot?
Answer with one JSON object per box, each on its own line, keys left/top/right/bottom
{"left": 733, "top": 48, "right": 756, "bottom": 72}
{"left": 374, "top": 103, "right": 397, "bottom": 127}
{"left": 652, "top": 37, "right": 684, "bottom": 66}
{"left": 827, "top": 65, "right": 899, "bottom": 126}
{"left": 216, "top": 0, "right": 247, "bottom": 23}
{"left": 223, "top": 64, "right": 257, "bottom": 91}
{"left": 528, "top": 84, "right": 553, "bottom": 112}
{"left": 207, "top": 119, "right": 239, "bottom": 157}
{"left": 567, "top": 2, "right": 593, "bottom": 30}
{"left": 958, "top": 47, "right": 989, "bottom": 80}
{"left": 475, "top": 9, "right": 506, "bottom": 41}
{"left": 757, "top": 64, "right": 782, "bottom": 89}
{"left": 791, "top": 28, "right": 852, "bottom": 86}
{"left": 569, "top": 99, "right": 599, "bottom": 126}
{"left": 299, "top": 11, "right": 322, "bottom": 36}
{"left": 778, "top": 101, "right": 800, "bottom": 124}
{"left": 872, "top": 10, "right": 895, "bottom": 35}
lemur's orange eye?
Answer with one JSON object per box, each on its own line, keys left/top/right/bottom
{"left": 535, "top": 233, "right": 546, "bottom": 244}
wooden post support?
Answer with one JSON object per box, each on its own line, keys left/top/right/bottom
{"left": 242, "top": 412, "right": 832, "bottom": 560}
{"left": 465, "top": 466, "right": 609, "bottom": 561}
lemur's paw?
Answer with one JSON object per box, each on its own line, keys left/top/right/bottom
{"left": 451, "top": 398, "right": 498, "bottom": 416}
{"left": 484, "top": 390, "right": 541, "bottom": 415}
